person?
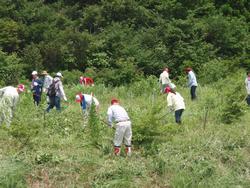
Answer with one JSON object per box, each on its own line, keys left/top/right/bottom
{"left": 165, "top": 86, "right": 185, "bottom": 124}
{"left": 0, "top": 84, "right": 25, "bottom": 127}
{"left": 31, "top": 71, "right": 43, "bottom": 106}
{"left": 46, "top": 72, "right": 67, "bottom": 112}
{"left": 107, "top": 98, "right": 132, "bottom": 156}
{"left": 185, "top": 67, "right": 198, "bottom": 100}
{"left": 41, "top": 71, "right": 53, "bottom": 103}
{"left": 75, "top": 93, "right": 100, "bottom": 113}
{"left": 79, "top": 76, "right": 94, "bottom": 86}
{"left": 159, "top": 68, "right": 171, "bottom": 93}
{"left": 245, "top": 71, "right": 250, "bottom": 105}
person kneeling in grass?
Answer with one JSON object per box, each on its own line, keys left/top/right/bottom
{"left": 0, "top": 84, "right": 25, "bottom": 127}
{"left": 165, "top": 86, "right": 185, "bottom": 124}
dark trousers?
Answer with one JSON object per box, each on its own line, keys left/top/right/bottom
{"left": 190, "top": 86, "right": 197, "bottom": 100}
{"left": 46, "top": 96, "right": 61, "bottom": 112}
{"left": 247, "top": 95, "right": 250, "bottom": 105}
{"left": 33, "top": 95, "right": 41, "bottom": 106}
{"left": 175, "top": 109, "right": 184, "bottom": 124}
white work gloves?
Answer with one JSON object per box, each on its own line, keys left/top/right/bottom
{"left": 64, "top": 96, "right": 67, "bottom": 101}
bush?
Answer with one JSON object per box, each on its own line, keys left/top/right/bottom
{"left": 0, "top": 50, "right": 24, "bottom": 85}
{"left": 199, "top": 59, "right": 238, "bottom": 84}
{"left": 61, "top": 69, "right": 83, "bottom": 85}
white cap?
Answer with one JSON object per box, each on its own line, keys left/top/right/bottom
{"left": 32, "top": 71, "right": 38, "bottom": 75}
{"left": 56, "top": 72, "right": 63, "bottom": 77}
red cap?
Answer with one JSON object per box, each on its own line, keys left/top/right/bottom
{"left": 164, "top": 86, "right": 172, "bottom": 94}
{"left": 111, "top": 98, "right": 119, "bottom": 105}
{"left": 17, "top": 84, "right": 25, "bottom": 92}
{"left": 75, "top": 93, "right": 83, "bottom": 103}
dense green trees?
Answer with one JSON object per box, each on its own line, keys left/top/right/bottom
{"left": 0, "top": 0, "right": 249, "bottom": 85}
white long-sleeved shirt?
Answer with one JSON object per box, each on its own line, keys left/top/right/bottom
{"left": 54, "top": 77, "right": 67, "bottom": 101}
{"left": 245, "top": 77, "right": 250, "bottom": 95}
{"left": 0, "top": 86, "right": 19, "bottom": 108}
{"left": 159, "top": 71, "right": 171, "bottom": 85}
{"left": 107, "top": 104, "right": 130, "bottom": 125}
{"left": 167, "top": 92, "right": 185, "bottom": 111}
{"left": 83, "top": 94, "right": 99, "bottom": 107}
{"left": 188, "top": 71, "right": 198, "bottom": 87}
{"left": 43, "top": 75, "right": 53, "bottom": 93}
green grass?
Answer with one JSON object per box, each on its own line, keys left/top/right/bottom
{"left": 0, "top": 78, "right": 250, "bottom": 187}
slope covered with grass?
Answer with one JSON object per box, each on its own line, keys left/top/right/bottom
{"left": 0, "top": 74, "right": 250, "bottom": 187}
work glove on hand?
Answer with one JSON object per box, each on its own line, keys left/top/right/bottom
{"left": 64, "top": 97, "right": 67, "bottom": 101}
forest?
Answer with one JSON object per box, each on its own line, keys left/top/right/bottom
{"left": 0, "top": 0, "right": 249, "bottom": 86}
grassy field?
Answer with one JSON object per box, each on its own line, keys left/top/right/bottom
{"left": 0, "top": 77, "right": 250, "bottom": 187}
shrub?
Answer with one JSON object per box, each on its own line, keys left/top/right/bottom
{"left": 0, "top": 50, "right": 24, "bottom": 85}
{"left": 61, "top": 69, "right": 83, "bottom": 85}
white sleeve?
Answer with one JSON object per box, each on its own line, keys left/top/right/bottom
{"left": 59, "top": 83, "right": 66, "bottom": 100}
{"left": 107, "top": 107, "right": 113, "bottom": 125}
{"left": 93, "top": 97, "right": 99, "bottom": 106}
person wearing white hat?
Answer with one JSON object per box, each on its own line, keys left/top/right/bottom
{"left": 46, "top": 72, "right": 67, "bottom": 112}
{"left": 31, "top": 70, "right": 43, "bottom": 106}
{"left": 0, "top": 84, "right": 25, "bottom": 127}
{"left": 41, "top": 71, "right": 53, "bottom": 103}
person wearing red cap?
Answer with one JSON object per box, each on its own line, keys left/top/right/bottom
{"left": 165, "top": 86, "right": 185, "bottom": 124}
{"left": 185, "top": 67, "right": 198, "bottom": 100}
{"left": 75, "top": 93, "right": 100, "bottom": 113}
{"left": 79, "top": 76, "right": 94, "bottom": 86}
{"left": 159, "top": 68, "right": 172, "bottom": 93}
{"left": 245, "top": 71, "right": 250, "bottom": 105}
{"left": 0, "top": 84, "right": 25, "bottom": 127}
{"left": 107, "top": 98, "right": 132, "bottom": 156}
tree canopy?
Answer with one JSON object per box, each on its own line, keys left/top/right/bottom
{"left": 0, "top": 0, "right": 249, "bottom": 85}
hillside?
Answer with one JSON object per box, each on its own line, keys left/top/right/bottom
{"left": 0, "top": 0, "right": 250, "bottom": 187}
{"left": 0, "top": 75, "right": 250, "bottom": 187}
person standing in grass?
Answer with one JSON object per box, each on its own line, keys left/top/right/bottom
{"left": 46, "top": 72, "right": 67, "bottom": 112}
{"left": 185, "top": 67, "right": 198, "bottom": 100}
{"left": 107, "top": 98, "right": 132, "bottom": 156}
{"left": 159, "top": 68, "right": 172, "bottom": 93}
{"left": 165, "top": 86, "right": 185, "bottom": 124}
{"left": 245, "top": 71, "right": 250, "bottom": 105}
{"left": 41, "top": 71, "right": 53, "bottom": 103}
{"left": 31, "top": 70, "right": 43, "bottom": 106}
{"left": 0, "top": 84, "right": 25, "bottom": 127}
